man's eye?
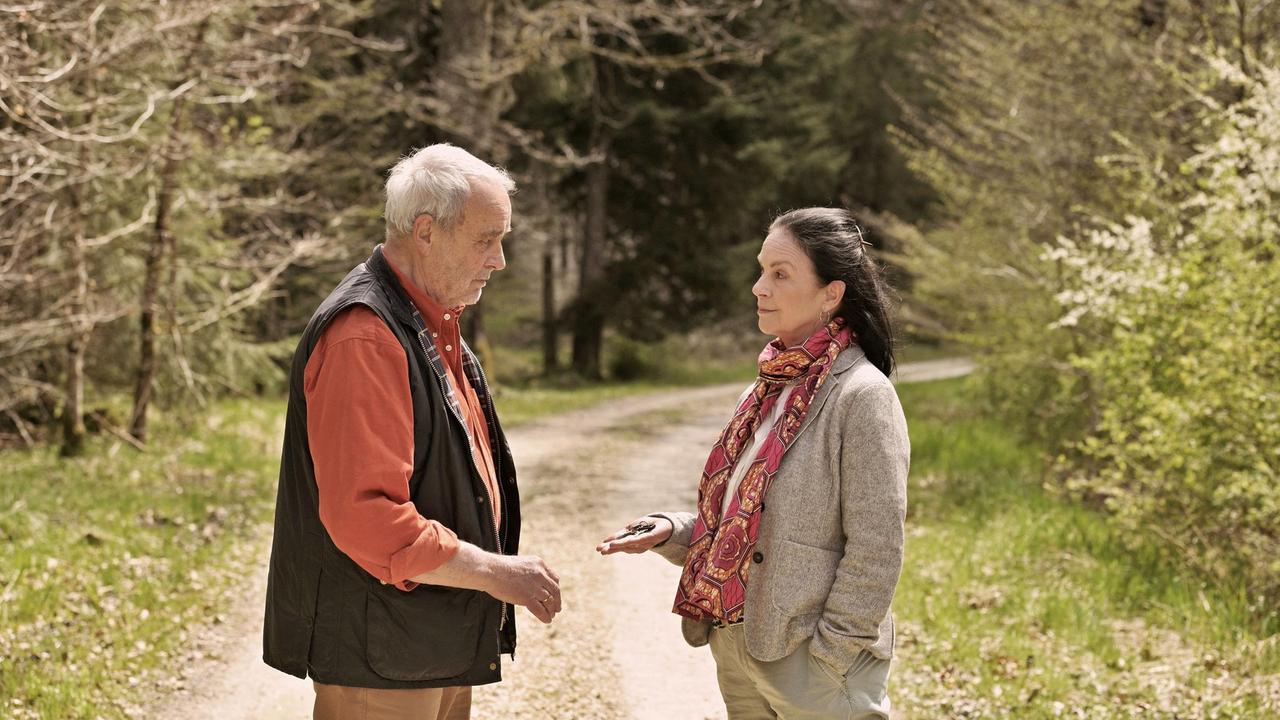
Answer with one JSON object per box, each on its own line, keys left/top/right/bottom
{"left": 775, "top": 272, "right": 786, "bottom": 280}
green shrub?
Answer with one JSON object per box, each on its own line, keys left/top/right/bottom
{"left": 1046, "top": 59, "right": 1280, "bottom": 597}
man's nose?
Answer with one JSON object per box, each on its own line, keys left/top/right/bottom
{"left": 488, "top": 242, "right": 507, "bottom": 271}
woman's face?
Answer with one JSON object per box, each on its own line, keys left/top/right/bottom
{"left": 752, "top": 228, "right": 841, "bottom": 347}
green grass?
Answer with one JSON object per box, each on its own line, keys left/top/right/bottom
{"left": 488, "top": 336, "right": 961, "bottom": 427}
{"left": 0, "top": 399, "right": 285, "bottom": 719}
{"left": 894, "top": 378, "right": 1278, "bottom": 718}
{"left": 897, "top": 340, "right": 965, "bottom": 365}
{"left": 489, "top": 343, "right": 756, "bottom": 427}
{"left": 496, "top": 382, "right": 689, "bottom": 427}
{"left": 493, "top": 364, "right": 754, "bottom": 428}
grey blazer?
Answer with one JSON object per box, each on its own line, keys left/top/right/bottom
{"left": 652, "top": 347, "right": 909, "bottom": 674}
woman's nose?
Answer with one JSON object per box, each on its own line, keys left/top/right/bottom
{"left": 752, "top": 276, "right": 768, "bottom": 297}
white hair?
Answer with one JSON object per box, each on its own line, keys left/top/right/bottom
{"left": 383, "top": 143, "right": 515, "bottom": 238}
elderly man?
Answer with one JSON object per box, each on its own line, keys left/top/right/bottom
{"left": 263, "top": 144, "right": 560, "bottom": 720}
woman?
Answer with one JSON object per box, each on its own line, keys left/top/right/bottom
{"left": 597, "top": 207, "right": 909, "bottom": 719}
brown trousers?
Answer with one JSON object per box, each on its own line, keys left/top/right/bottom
{"left": 313, "top": 681, "right": 472, "bottom": 720}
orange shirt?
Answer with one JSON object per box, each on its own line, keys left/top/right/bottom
{"left": 304, "top": 259, "right": 500, "bottom": 591}
{"left": 384, "top": 260, "right": 501, "bottom": 530}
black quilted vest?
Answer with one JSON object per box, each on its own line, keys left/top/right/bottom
{"left": 263, "top": 245, "right": 520, "bottom": 688}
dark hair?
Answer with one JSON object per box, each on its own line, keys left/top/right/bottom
{"left": 770, "top": 207, "right": 897, "bottom": 377}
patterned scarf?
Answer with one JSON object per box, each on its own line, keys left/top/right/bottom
{"left": 673, "top": 318, "right": 854, "bottom": 623}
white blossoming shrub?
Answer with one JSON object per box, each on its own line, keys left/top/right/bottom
{"left": 1047, "top": 59, "right": 1280, "bottom": 594}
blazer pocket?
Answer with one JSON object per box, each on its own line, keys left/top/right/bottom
{"left": 769, "top": 539, "right": 842, "bottom": 617}
{"left": 365, "top": 586, "right": 482, "bottom": 682}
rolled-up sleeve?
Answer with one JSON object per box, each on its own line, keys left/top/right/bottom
{"left": 304, "top": 307, "right": 459, "bottom": 591}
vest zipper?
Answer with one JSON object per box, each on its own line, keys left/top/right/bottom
{"left": 414, "top": 332, "right": 508, "bottom": 634}
{"left": 468, "top": 351, "right": 516, "bottom": 655}
{"left": 467, "top": 350, "right": 511, "bottom": 637}
{"left": 468, "top": 353, "right": 507, "bottom": 545}
{"left": 471, "top": 353, "right": 514, "bottom": 655}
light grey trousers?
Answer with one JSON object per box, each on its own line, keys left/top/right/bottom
{"left": 708, "top": 623, "right": 891, "bottom": 720}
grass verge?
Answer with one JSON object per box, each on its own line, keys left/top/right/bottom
{"left": 0, "top": 400, "right": 285, "bottom": 719}
{"left": 490, "top": 345, "right": 756, "bottom": 427}
{"left": 894, "top": 378, "right": 1278, "bottom": 718}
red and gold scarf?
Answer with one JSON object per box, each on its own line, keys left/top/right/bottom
{"left": 673, "top": 318, "right": 854, "bottom": 623}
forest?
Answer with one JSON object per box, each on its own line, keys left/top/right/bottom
{"left": 1, "top": 1, "right": 1277, "bottom": 717}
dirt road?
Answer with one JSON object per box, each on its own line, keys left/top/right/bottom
{"left": 147, "top": 359, "right": 971, "bottom": 720}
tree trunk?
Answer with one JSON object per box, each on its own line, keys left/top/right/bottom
{"left": 571, "top": 311, "right": 604, "bottom": 379}
{"left": 464, "top": 305, "right": 496, "bottom": 374}
{"left": 439, "top": 0, "right": 500, "bottom": 374}
{"left": 129, "top": 21, "right": 206, "bottom": 442}
{"left": 1138, "top": 0, "right": 1167, "bottom": 29}
{"left": 542, "top": 248, "right": 557, "bottom": 374}
{"left": 59, "top": 70, "right": 96, "bottom": 457}
{"left": 60, "top": 238, "right": 89, "bottom": 457}
{"left": 1188, "top": 0, "right": 1221, "bottom": 53}
{"left": 569, "top": 48, "right": 615, "bottom": 380}
{"left": 130, "top": 218, "right": 165, "bottom": 441}
{"left": 439, "top": 0, "right": 498, "bottom": 154}
{"left": 462, "top": 310, "right": 495, "bottom": 378}
{"left": 571, "top": 138, "right": 610, "bottom": 379}
{"left": 1233, "top": 0, "right": 1249, "bottom": 77}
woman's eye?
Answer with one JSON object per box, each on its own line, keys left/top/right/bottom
{"left": 775, "top": 272, "right": 786, "bottom": 280}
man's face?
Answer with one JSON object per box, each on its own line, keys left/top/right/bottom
{"left": 423, "top": 177, "right": 511, "bottom": 307}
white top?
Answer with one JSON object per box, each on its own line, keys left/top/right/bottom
{"left": 721, "top": 385, "right": 795, "bottom": 517}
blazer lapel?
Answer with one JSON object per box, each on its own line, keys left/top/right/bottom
{"left": 791, "top": 348, "right": 863, "bottom": 444}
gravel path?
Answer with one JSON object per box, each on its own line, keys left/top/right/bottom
{"left": 472, "top": 384, "right": 744, "bottom": 720}
{"left": 892, "top": 357, "right": 975, "bottom": 384}
{"left": 146, "top": 358, "right": 972, "bottom": 719}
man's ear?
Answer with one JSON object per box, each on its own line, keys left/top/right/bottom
{"left": 411, "top": 213, "right": 435, "bottom": 247}
{"left": 825, "top": 279, "right": 847, "bottom": 313}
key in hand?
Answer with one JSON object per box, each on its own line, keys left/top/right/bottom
{"left": 616, "top": 520, "right": 656, "bottom": 539}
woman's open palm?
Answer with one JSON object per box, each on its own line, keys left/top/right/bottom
{"left": 596, "top": 516, "right": 673, "bottom": 555}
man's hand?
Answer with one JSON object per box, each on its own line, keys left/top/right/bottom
{"left": 409, "top": 543, "right": 562, "bottom": 623}
{"left": 596, "top": 516, "right": 673, "bottom": 555}
{"left": 484, "top": 554, "right": 562, "bottom": 624}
